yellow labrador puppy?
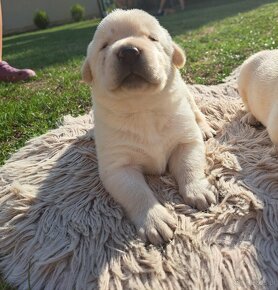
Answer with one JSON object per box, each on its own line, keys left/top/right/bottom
{"left": 82, "top": 9, "right": 216, "bottom": 245}
{"left": 238, "top": 50, "right": 278, "bottom": 145}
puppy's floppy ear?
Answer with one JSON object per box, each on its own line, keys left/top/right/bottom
{"left": 172, "top": 42, "right": 186, "bottom": 69}
{"left": 81, "top": 57, "right": 93, "bottom": 83}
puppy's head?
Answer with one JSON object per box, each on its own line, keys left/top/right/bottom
{"left": 82, "top": 9, "right": 185, "bottom": 97}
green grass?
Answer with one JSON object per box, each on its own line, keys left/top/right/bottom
{"left": 159, "top": 0, "right": 278, "bottom": 83}
{"left": 0, "top": 277, "right": 15, "bottom": 290}
{"left": 0, "top": 0, "right": 278, "bottom": 287}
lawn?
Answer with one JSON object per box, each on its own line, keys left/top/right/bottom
{"left": 0, "top": 0, "right": 278, "bottom": 288}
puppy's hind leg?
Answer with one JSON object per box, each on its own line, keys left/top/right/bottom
{"left": 240, "top": 111, "right": 261, "bottom": 126}
{"left": 186, "top": 90, "right": 216, "bottom": 139}
{"left": 100, "top": 166, "right": 176, "bottom": 245}
{"left": 267, "top": 105, "right": 278, "bottom": 146}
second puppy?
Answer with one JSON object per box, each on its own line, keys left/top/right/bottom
{"left": 238, "top": 50, "right": 278, "bottom": 145}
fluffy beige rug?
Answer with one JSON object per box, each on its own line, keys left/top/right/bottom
{"left": 1, "top": 71, "right": 278, "bottom": 290}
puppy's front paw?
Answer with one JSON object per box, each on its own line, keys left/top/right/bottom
{"left": 181, "top": 179, "right": 216, "bottom": 211}
{"left": 134, "top": 204, "right": 176, "bottom": 245}
{"left": 240, "top": 112, "right": 260, "bottom": 126}
{"left": 199, "top": 121, "right": 216, "bottom": 140}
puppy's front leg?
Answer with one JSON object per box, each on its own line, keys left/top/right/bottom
{"left": 169, "top": 141, "right": 216, "bottom": 210}
{"left": 100, "top": 166, "right": 176, "bottom": 245}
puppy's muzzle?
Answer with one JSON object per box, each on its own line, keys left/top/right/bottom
{"left": 114, "top": 44, "right": 160, "bottom": 89}
{"left": 117, "top": 45, "right": 141, "bottom": 65}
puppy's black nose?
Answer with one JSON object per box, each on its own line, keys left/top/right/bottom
{"left": 117, "top": 46, "right": 140, "bottom": 64}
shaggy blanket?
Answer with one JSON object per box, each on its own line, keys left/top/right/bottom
{"left": 1, "top": 71, "right": 278, "bottom": 290}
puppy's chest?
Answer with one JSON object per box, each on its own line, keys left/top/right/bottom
{"left": 118, "top": 113, "right": 184, "bottom": 173}
{"left": 124, "top": 112, "right": 179, "bottom": 141}
{"left": 129, "top": 112, "right": 171, "bottom": 137}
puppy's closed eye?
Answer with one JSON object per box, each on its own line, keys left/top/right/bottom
{"left": 148, "top": 36, "right": 158, "bottom": 42}
{"left": 101, "top": 43, "right": 109, "bottom": 50}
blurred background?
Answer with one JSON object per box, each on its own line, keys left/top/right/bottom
{"left": 2, "top": 0, "right": 183, "bottom": 35}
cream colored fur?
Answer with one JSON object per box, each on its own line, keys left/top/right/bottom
{"left": 82, "top": 9, "right": 215, "bottom": 245}
{"left": 238, "top": 49, "right": 278, "bottom": 145}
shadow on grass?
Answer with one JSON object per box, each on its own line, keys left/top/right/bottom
{"left": 3, "top": 21, "right": 98, "bottom": 70}
{"left": 2, "top": 0, "right": 276, "bottom": 70}
{"left": 160, "top": 0, "right": 277, "bottom": 36}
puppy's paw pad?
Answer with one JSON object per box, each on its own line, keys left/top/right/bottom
{"left": 136, "top": 204, "right": 176, "bottom": 245}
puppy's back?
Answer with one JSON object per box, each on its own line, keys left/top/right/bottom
{"left": 238, "top": 50, "right": 278, "bottom": 123}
